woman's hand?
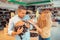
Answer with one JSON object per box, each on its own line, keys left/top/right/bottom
{"left": 25, "top": 23, "right": 30, "bottom": 28}
{"left": 27, "top": 19, "right": 36, "bottom": 25}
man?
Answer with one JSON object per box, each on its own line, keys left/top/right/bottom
{"left": 8, "top": 5, "right": 33, "bottom": 40}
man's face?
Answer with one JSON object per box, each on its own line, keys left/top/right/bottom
{"left": 17, "top": 9, "right": 26, "bottom": 18}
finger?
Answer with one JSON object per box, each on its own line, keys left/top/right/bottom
{"left": 20, "top": 27, "right": 23, "bottom": 31}
{"left": 20, "top": 28, "right": 23, "bottom": 32}
{"left": 18, "top": 27, "right": 20, "bottom": 30}
{"left": 27, "top": 20, "right": 31, "bottom": 23}
{"left": 28, "top": 21, "right": 32, "bottom": 23}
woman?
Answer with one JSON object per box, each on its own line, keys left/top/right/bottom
{"left": 28, "top": 9, "right": 52, "bottom": 40}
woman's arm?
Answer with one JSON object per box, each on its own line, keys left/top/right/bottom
{"left": 28, "top": 20, "right": 42, "bottom": 33}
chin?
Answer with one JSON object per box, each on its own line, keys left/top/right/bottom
{"left": 21, "top": 16, "right": 24, "bottom": 18}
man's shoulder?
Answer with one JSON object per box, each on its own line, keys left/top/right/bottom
{"left": 23, "top": 15, "right": 31, "bottom": 20}
{"left": 25, "top": 15, "right": 30, "bottom": 18}
{"left": 10, "top": 15, "right": 18, "bottom": 20}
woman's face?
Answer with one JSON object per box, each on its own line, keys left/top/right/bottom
{"left": 40, "top": 10, "right": 52, "bottom": 20}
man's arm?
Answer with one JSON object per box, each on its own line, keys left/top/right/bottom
{"left": 8, "top": 19, "right": 23, "bottom": 36}
{"left": 11, "top": 27, "right": 23, "bottom": 36}
{"left": 8, "top": 19, "right": 14, "bottom": 36}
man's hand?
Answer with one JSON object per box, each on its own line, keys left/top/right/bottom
{"left": 16, "top": 27, "right": 23, "bottom": 35}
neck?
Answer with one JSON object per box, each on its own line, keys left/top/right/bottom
{"left": 18, "top": 16, "right": 23, "bottom": 19}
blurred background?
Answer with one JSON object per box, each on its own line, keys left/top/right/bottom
{"left": 0, "top": 0, "right": 60, "bottom": 40}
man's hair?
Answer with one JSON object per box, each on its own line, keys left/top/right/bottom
{"left": 18, "top": 5, "right": 26, "bottom": 10}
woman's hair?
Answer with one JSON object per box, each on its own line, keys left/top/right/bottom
{"left": 37, "top": 10, "right": 52, "bottom": 28}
